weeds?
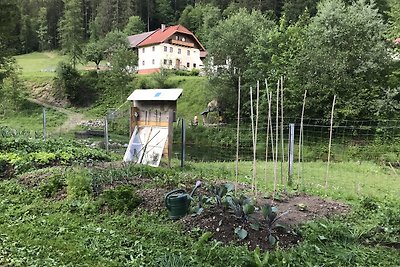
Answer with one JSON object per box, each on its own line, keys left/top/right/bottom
{"left": 66, "top": 168, "right": 92, "bottom": 199}
{"left": 98, "top": 185, "right": 142, "bottom": 213}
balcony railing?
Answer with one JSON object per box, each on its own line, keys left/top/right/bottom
{"left": 170, "top": 39, "right": 195, "bottom": 48}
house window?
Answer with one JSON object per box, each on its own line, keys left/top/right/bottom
{"left": 152, "top": 59, "right": 155, "bottom": 65}
{"left": 163, "top": 59, "right": 167, "bottom": 65}
{"left": 169, "top": 60, "right": 172, "bottom": 65}
{"left": 186, "top": 62, "right": 190, "bottom": 68}
{"left": 142, "top": 48, "right": 145, "bottom": 53}
{"left": 187, "top": 50, "right": 190, "bottom": 56}
{"left": 142, "top": 60, "right": 145, "bottom": 66}
{"left": 170, "top": 47, "right": 173, "bottom": 53}
{"left": 164, "top": 46, "right": 167, "bottom": 52}
{"left": 182, "top": 37, "right": 186, "bottom": 42}
{"left": 152, "top": 46, "right": 155, "bottom": 52}
{"left": 175, "top": 36, "right": 179, "bottom": 40}
{"left": 178, "top": 48, "right": 181, "bottom": 54}
{"left": 193, "top": 63, "right": 196, "bottom": 68}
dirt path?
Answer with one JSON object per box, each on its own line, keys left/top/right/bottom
{"left": 28, "top": 98, "right": 85, "bottom": 134}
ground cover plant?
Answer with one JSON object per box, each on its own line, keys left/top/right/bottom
{"left": 0, "top": 128, "right": 113, "bottom": 177}
{"left": 0, "top": 159, "right": 398, "bottom": 266}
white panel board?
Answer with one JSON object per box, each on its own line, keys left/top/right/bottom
{"left": 123, "top": 126, "right": 168, "bottom": 167}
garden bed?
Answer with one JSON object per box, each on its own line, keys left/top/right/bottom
{"left": 131, "top": 178, "right": 350, "bottom": 251}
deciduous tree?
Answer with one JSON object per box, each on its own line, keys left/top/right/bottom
{"left": 291, "top": 0, "right": 390, "bottom": 120}
{"left": 123, "top": 16, "right": 146, "bottom": 35}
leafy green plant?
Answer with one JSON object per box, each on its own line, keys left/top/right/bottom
{"left": 261, "top": 204, "right": 289, "bottom": 246}
{"left": 66, "top": 169, "right": 92, "bottom": 199}
{"left": 39, "top": 173, "right": 65, "bottom": 198}
{"left": 157, "top": 253, "right": 191, "bottom": 267}
{"left": 251, "top": 247, "right": 270, "bottom": 267}
{"left": 208, "top": 182, "right": 234, "bottom": 207}
{"left": 225, "top": 194, "right": 255, "bottom": 221}
{"left": 29, "top": 152, "right": 57, "bottom": 167}
{"left": 98, "top": 185, "right": 142, "bottom": 213}
{"left": 234, "top": 227, "right": 248, "bottom": 240}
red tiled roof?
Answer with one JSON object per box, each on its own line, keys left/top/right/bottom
{"left": 137, "top": 25, "right": 205, "bottom": 51}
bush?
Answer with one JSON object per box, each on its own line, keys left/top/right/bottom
{"left": 54, "top": 62, "right": 97, "bottom": 106}
{"left": 66, "top": 169, "right": 92, "bottom": 199}
{"left": 39, "top": 173, "right": 65, "bottom": 198}
{"left": 98, "top": 185, "right": 142, "bottom": 213}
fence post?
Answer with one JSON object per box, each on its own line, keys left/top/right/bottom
{"left": 181, "top": 118, "right": 186, "bottom": 167}
{"left": 43, "top": 107, "right": 47, "bottom": 141}
{"left": 288, "top": 123, "right": 295, "bottom": 186}
{"left": 104, "top": 117, "right": 109, "bottom": 152}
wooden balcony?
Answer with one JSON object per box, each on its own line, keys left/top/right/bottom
{"left": 170, "top": 39, "right": 195, "bottom": 48}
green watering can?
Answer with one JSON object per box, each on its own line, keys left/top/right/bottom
{"left": 165, "top": 181, "right": 201, "bottom": 220}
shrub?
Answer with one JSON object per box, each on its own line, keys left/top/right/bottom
{"left": 98, "top": 185, "right": 142, "bottom": 213}
{"left": 54, "top": 62, "right": 97, "bottom": 106}
{"left": 66, "top": 169, "right": 92, "bottom": 199}
{"left": 39, "top": 173, "right": 65, "bottom": 198}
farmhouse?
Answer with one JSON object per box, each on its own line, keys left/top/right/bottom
{"left": 128, "top": 24, "right": 207, "bottom": 74}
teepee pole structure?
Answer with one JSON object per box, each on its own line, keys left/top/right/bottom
{"left": 235, "top": 74, "right": 241, "bottom": 195}
{"left": 325, "top": 95, "right": 336, "bottom": 188}
{"left": 298, "top": 90, "right": 307, "bottom": 186}
{"left": 250, "top": 86, "right": 255, "bottom": 192}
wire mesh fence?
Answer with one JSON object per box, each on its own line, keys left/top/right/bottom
{"left": 176, "top": 118, "right": 400, "bottom": 167}
{"left": 9, "top": 106, "right": 399, "bottom": 169}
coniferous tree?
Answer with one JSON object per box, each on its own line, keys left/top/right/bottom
{"left": 37, "top": 7, "right": 50, "bottom": 51}
{"left": 59, "top": 0, "right": 84, "bottom": 68}
{"left": 47, "top": 0, "right": 64, "bottom": 49}
{"left": 155, "top": 0, "right": 175, "bottom": 25}
{"left": 124, "top": 16, "right": 146, "bottom": 35}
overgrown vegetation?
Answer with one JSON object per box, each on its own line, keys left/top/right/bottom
{"left": 0, "top": 161, "right": 398, "bottom": 266}
{"left": 0, "top": 129, "right": 112, "bottom": 176}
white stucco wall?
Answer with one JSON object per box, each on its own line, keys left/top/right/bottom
{"left": 138, "top": 43, "right": 204, "bottom": 72}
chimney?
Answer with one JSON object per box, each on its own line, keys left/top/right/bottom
{"left": 161, "top": 24, "right": 166, "bottom": 32}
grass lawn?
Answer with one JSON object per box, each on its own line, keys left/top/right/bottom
{"left": 14, "top": 51, "right": 66, "bottom": 80}
{"left": 168, "top": 76, "right": 211, "bottom": 121}
{"left": 192, "top": 161, "right": 400, "bottom": 202}
{"left": 0, "top": 158, "right": 398, "bottom": 266}
{"left": 14, "top": 51, "right": 103, "bottom": 82}
{"left": 0, "top": 101, "right": 67, "bottom": 136}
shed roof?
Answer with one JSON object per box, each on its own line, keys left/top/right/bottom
{"left": 127, "top": 89, "right": 183, "bottom": 101}
{"left": 127, "top": 30, "right": 156, "bottom": 48}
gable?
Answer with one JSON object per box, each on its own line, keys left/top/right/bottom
{"left": 137, "top": 25, "right": 205, "bottom": 51}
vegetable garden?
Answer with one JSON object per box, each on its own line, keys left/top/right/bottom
{"left": 0, "top": 126, "right": 399, "bottom": 266}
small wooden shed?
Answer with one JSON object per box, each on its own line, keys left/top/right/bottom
{"left": 124, "top": 88, "right": 183, "bottom": 166}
